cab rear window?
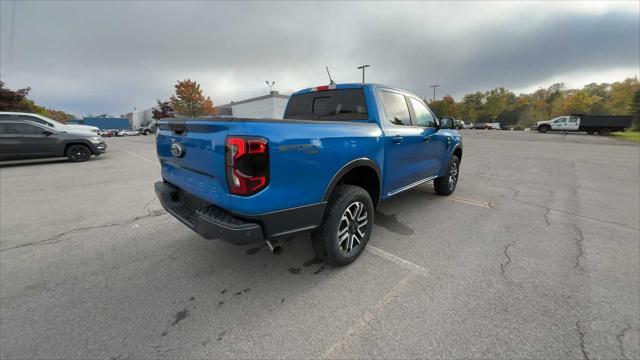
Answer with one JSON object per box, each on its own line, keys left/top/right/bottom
{"left": 284, "top": 89, "right": 368, "bottom": 121}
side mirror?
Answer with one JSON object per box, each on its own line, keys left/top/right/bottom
{"left": 439, "top": 117, "right": 454, "bottom": 129}
{"left": 42, "top": 130, "right": 55, "bottom": 136}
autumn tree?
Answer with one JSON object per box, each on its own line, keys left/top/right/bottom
{"left": 152, "top": 100, "right": 175, "bottom": 121}
{"left": 46, "top": 109, "right": 76, "bottom": 123}
{"left": 0, "top": 81, "right": 33, "bottom": 112}
{"left": 170, "top": 79, "right": 218, "bottom": 117}
{"left": 561, "top": 90, "right": 597, "bottom": 114}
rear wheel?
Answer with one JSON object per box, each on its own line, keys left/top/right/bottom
{"left": 598, "top": 128, "right": 611, "bottom": 136}
{"left": 66, "top": 144, "right": 92, "bottom": 162}
{"left": 586, "top": 130, "right": 595, "bottom": 135}
{"left": 311, "top": 185, "right": 373, "bottom": 266}
{"left": 434, "top": 155, "right": 460, "bottom": 196}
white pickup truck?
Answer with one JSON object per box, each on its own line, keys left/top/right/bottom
{"left": 536, "top": 114, "right": 632, "bottom": 136}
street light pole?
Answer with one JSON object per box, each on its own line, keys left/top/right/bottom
{"left": 430, "top": 84, "right": 440, "bottom": 102}
{"left": 357, "top": 65, "right": 370, "bottom": 83}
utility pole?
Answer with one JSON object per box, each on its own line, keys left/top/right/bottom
{"left": 430, "top": 84, "right": 440, "bottom": 102}
{"left": 357, "top": 65, "right": 370, "bottom": 83}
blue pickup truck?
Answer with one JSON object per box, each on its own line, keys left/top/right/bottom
{"left": 155, "top": 83, "right": 462, "bottom": 266}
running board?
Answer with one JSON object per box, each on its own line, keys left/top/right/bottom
{"left": 386, "top": 175, "right": 438, "bottom": 197}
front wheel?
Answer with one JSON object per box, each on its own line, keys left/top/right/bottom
{"left": 538, "top": 126, "right": 549, "bottom": 133}
{"left": 434, "top": 155, "right": 460, "bottom": 196}
{"left": 311, "top": 185, "right": 374, "bottom": 266}
{"left": 66, "top": 144, "right": 92, "bottom": 162}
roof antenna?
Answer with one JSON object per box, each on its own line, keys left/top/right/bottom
{"left": 326, "top": 66, "right": 335, "bottom": 85}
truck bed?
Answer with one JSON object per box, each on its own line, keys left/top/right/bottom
{"left": 579, "top": 115, "right": 633, "bottom": 128}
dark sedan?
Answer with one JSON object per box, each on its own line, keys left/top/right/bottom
{"left": 0, "top": 120, "right": 106, "bottom": 162}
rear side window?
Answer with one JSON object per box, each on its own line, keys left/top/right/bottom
{"left": 284, "top": 89, "right": 368, "bottom": 121}
{"left": 20, "top": 116, "right": 53, "bottom": 127}
{"left": 380, "top": 91, "right": 411, "bottom": 126}
{"left": 1, "top": 123, "right": 43, "bottom": 134}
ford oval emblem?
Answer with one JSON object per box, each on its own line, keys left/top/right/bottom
{"left": 170, "top": 142, "right": 185, "bottom": 158}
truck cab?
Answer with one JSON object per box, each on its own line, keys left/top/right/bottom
{"left": 538, "top": 116, "right": 580, "bottom": 131}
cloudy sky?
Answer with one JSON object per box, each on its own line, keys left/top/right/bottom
{"left": 0, "top": 0, "right": 638, "bottom": 116}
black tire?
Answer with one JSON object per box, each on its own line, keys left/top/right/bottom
{"left": 538, "top": 125, "right": 550, "bottom": 133}
{"left": 66, "top": 144, "right": 92, "bottom": 162}
{"left": 311, "top": 185, "right": 374, "bottom": 266}
{"left": 434, "top": 155, "right": 460, "bottom": 196}
{"left": 586, "top": 130, "right": 595, "bottom": 135}
{"left": 143, "top": 130, "right": 150, "bottom": 135}
{"left": 598, "top": 127, "right": 611, "bottom": 136}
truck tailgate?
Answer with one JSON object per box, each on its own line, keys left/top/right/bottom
{"left": 157, "top": 120, "right": 231, "bottom": 210}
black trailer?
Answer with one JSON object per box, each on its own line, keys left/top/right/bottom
{"left": 576, "top": 114, "right": 633, "bottom": 135}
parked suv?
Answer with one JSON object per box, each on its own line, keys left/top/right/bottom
{"left": 0, "top": 119, "right": 106, "bottom": 162}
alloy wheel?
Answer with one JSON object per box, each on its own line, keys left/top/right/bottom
{"left": 449, "top": 162, "right": 458, "bottom": 190}
{"left": 337, "top": 201, "right": 368, "bottom": 253}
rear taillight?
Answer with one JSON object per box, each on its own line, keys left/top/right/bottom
{"left": 225, "top": 136, "right": 269, "bottom": 196}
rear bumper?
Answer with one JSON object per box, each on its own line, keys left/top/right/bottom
{"left": 155, "top": 181, "right": 326, "bottom": 245}
{"left": 155, "top": 181, "right": 263, "bottom": 244}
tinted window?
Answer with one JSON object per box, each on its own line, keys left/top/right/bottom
{"left": 380, "top": 91, "right": 411, "bottom": 126}
{"left": 1, "top": 123, "right": 43, "bottom": 134}
{"left": 409, "top": 98, "right": 436, "bottom": 127}
{"left": 553, "top": 117, "right": 566, "bottom": 123}
{"left": 284, "top": 89, "right": 368, "bottom": 121}
{"left": 568, "top": 116, "right": 578, "bottom": 123}
{"left": 20, "top": 116, "right": 53, "bottom": 127}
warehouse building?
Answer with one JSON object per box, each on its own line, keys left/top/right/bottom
{"left": 217, "top": 91, "right": 290, "bottom": 119}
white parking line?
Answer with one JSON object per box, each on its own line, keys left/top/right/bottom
{"left": 321, "top": 275, "right": 412, "bottom": 359}
{"left": 367, "top": 245, "right": 429, "bottom": 276}
{"left": 450, "top": 196, "right": 494, "bottom": 208}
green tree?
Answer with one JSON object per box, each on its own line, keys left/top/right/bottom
{"left": 631, "top": 88, "right": 640, "bottom": 130}
{"left": 484, "top": 87, "right": 515, "bottom": 121}
{"left": 606, "top": 78, "right": 639, "bottom": 115}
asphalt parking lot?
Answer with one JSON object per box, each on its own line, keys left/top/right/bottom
{"left": 1, "top": 131, "right": 639, "bottom": 359}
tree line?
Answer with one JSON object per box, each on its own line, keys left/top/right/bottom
{"left": 0, "top": 81, "right": 76, "bottom": 122}
{"left": 427, "top": 77, "right": 640, "bottom": 129}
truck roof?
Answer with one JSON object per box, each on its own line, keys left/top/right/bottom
{"left": 291, "top": 83, "right": 413, "bottom": 96}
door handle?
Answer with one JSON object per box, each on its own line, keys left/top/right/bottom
{"left": 392, "top": 136, "right": 403, "bottom": 144}
{"left": 422, "top": 136, "right": 432, "bottom": 143}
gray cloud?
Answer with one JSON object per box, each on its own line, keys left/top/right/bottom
{"left": 1, "top": 1, "right": 637, "bottom": 115}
